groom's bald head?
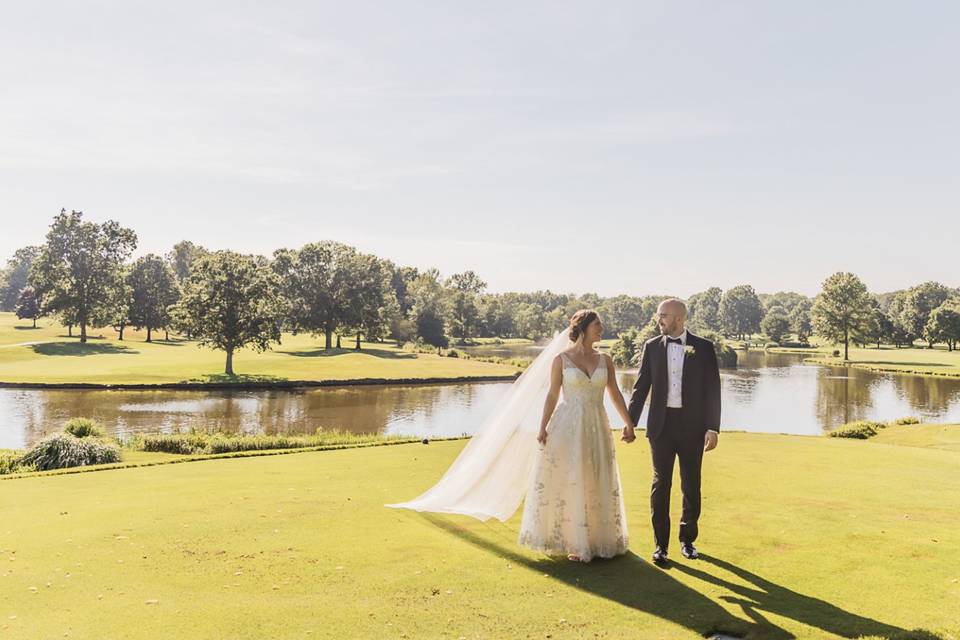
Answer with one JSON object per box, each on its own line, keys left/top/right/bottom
{"left": 656, "top": 298, "right": 687, "bottom": 337}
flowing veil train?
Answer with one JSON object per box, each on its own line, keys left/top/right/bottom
{"left": 385, "top": 330, "right": 573, "bottom": 522}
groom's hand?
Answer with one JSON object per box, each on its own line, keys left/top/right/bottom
{"left": 704, "top": 430, "right": 718, "bottom": 452}
{"left": 621, "top": 425, "right": 636, "bottom": 443}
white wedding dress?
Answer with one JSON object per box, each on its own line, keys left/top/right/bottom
{"left": 518, "top": 352, "right": 629, "bottom": 561}
{"left": 386, "top": 332, "right": 628, "bottom": 562}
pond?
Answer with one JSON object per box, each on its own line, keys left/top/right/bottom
{"left": 2, "top": 349, "right": 959, "bottom": 449}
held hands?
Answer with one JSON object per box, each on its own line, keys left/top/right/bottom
{"left": 621, "top": 424, "right": 636, "bottom": 443}
{"left": 704, "top": 430, "right": 719, "bottom": 452}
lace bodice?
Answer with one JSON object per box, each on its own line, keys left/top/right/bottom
{"left": 559, "top": 351, "right": 607, "bottom": 406}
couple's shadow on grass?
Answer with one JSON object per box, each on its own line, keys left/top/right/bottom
{"left": 422, "top": 514, "right": 940, "bottom": 640}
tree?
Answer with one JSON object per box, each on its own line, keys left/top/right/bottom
{"left": 610, "top": 328, "right": 640, "bottom": 367}
{"left": 719, "top": 285, "right": 763, "bottom": 339}
{"left": 811, "top": 272, "right": 872, "bottom": 361}
{"left": 128, "top": 254, "right": 180, "bottom": 342}
{"left": 478, "top": 295, "right": 515, "bottom": 338}
{"left": 30, "top": 210, "right": 137, "bottom": 343}
{"left": 408, "top": 269, "right": 448, "bottom": 348}
{"left": 271, "top": 241, "right": 357, "bottom": 350}
{"left": 903, "top": 282, "right": 952, "bottom": 348}
{"left": 788, "top": 299, "right": 813, "bottom": 344}
{"left": 885, "top": 290, "right": 915, "bottom": 347}
{"left": 759, "top": 291, "right": 808, "bottom": 316}
{"left": 445, "top": 271, "right": 487, "bottom": 342}
{"left": 170, "top": 251, "right": 283, "bottom": 376}
{"left": 854, "top": 297, "right": 890, "bottom": 349}
{"left": 687, "top": 287, "right": 722, "bottom": 333}
{"left": 104, "top": 274, "right": 132, "bottom": 340}
{"left": 1, "top": 246, "right": 41, "bottom": 312}
{"left": 760, "top": 308, "right": 790, "bottom": 344}
{"left": 514, "top": 302, "right": 548, "bottom": 340}
{"left": 342, "top": 253, "right": 395, "bottom": 350}
{"left": 165, "top": 241, "right": 208, "bottom": 285}
{"left": 599, "top": 295, "right": 647, "bottom": 337}
{"left": 925, "top": 299, "right": 960, "bottom": 351}
{"left": 14, "top": 286, "right": 41, "bottom": 328}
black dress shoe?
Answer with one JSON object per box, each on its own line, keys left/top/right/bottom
{"left": 680, "top": 542, "right": 699, "bottom": 560}
{"left": 652, "top": 546, "right": 669, "bottom": 565}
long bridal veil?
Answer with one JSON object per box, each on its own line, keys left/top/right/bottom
{"left": 385, "top": 330, "right": 573, "bottom": 522}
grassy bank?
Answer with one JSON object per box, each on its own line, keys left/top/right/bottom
{"left": 0, "top": 313, "right": 521, "bottom": 386}
{"left": 1, "top": 426, "right": 956, "bottom": 639}
{"left": 720, "top": 334, "right": 960, "bottom": 379}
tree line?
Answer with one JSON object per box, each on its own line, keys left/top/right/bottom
{"left": 1, "top": 211, "right": 958, "bottom": 374}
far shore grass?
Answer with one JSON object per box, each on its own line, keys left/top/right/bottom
{"left": 757, "top": 341, "right": 960, "bottom": 379}
{"left": 1, "top": 424, "right": 957, "bottom": 639}
{"left": 0, "top": 313, "right": 522, "bottom": 386}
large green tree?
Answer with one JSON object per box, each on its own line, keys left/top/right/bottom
{"left": 128, "top": 254, "right": 180, "bottom": 342}
{"left": 342, "top": 253, "right": 396, "bottom": 349}
{"left": 925, "top": 299, "right": 960, "bottom": 351}
{"left": 903, "top": 282, "right": 952, "bottom": 348}
{"left": 599, "top": 295, "right": 647, "bottom": 337}
{"left": 788, "top": 299, "right": 813, "bottom": 344}
{"left": 687, "top": 287, "right": 722, "bottom": 333}
{"left": 885, "top": 290, "right": 915, "bottom": 347}
{"left": 719, "top": 285, "right": 763, "bottom": 339}
{"left": 104, "top": 271, "right": 133, "bottom": 340}
{"left": 408, "top": 269, "right": 449, "bottom": 348}
{"left": 272, "top": 241, "right": 357, "bottom": 350}
{"left": 171, "top": 251, "right": 283, "bottom": 376}
{"left": 165, "top": 241, "right": 209, "bottom": 285}
{"left": 1, "top": 246, "right": 41, "bottom": 312}
{"left": 811, "top": 272, "right": 872, "bottom": 360}
{"left": 30, "top": 210, "right": 137, "bottom": 343}
{"left": 14, "top": 286, "right": 41, "bottom": 328}
{"left": 761, "top": 308, "right": 791, "bottom": 344}
{"left": 445, "top": 271, "right": 486, "bottom": 342}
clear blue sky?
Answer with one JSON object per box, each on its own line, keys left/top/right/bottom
{"left": 1, "top": 2, "right": 956, "bottom": 297}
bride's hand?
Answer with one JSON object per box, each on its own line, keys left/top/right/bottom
{"left": 621, "top": 425, "right": 636, "bottom": 443}
{"left": 537, "top": 429, "right": 548, "bottom": 445}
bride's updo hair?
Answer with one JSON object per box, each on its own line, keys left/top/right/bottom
{"left": 568, "top": 309, "right": 599, "bottom": 342}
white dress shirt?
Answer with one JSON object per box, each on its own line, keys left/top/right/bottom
{"left": 664, "top": 329, "right": 719, "bottom": 436}
{"left": 665, "top": 330, "right": 687, "bottom": 408}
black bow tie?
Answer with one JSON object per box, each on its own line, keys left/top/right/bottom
{"left": 666, "top": 337, "right": 683, "bottom": 345}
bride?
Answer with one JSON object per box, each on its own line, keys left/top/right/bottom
{"left": 387, "top": 309, "right": 635, "bottom": 562}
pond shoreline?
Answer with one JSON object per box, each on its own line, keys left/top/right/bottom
{"left": 744, "top": 346, "right": 960, "bottom": 379}
{"left": 0, "top": 373, "right": 521, "bottom": 391}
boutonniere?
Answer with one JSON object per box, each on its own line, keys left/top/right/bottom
{"left": 684, "top": 345, "right": 696, "bottom": 357}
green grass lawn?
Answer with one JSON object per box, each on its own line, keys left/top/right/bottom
{"left": 2, "top": 426, "right": 957, "bottom": 639}
{"left": 0, "top": 313, "right": 520, "bottom": 385}
{"left": 721, "top": 334, "right": 960, "bottom": 379}
{"left": 767, "top": 343, "right": 960, "bottom": 379}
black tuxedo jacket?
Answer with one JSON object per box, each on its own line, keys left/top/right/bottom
{"left": 627, "top": 331, "right": 721, "bottom": 440}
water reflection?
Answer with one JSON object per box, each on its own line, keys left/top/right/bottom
{"left": 2, "top": 351, "right": 960, "bottom": 448}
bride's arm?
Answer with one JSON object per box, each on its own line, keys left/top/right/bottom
{"left": 537, "top": 356, "right": 564, "bottom": 444}
{"left": 603, "top": 354, "right": 636, "bottom": 441}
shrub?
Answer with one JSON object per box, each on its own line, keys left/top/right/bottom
{"left": 0, "top": 450, "right": 31, "bottom": 475}
{"left": 130, "top": 429, "right": 414, "bottom": 455}
{"left": 893, "top": 416, "right": 920, "bottom": 425}
{"left": 445, "top": 349, "right": 460, "bottom": 358}
{"left": 700, "top": 330, "right": 738, "bottom": 369}
{"left": 828, "top": 420, "right": 888, "bottom": 439}
{"left": 64, "top": 417, "right": 106, "bottom": 439}
{"left": 19, "top": 433, "right": 120, "bottom": 471}
{"left": 832, "top": 349, "right": 841, "bottom": 357}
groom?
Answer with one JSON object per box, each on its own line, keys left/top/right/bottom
{"left": 623, "top": 298, "right": 721, "bottom": 565}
